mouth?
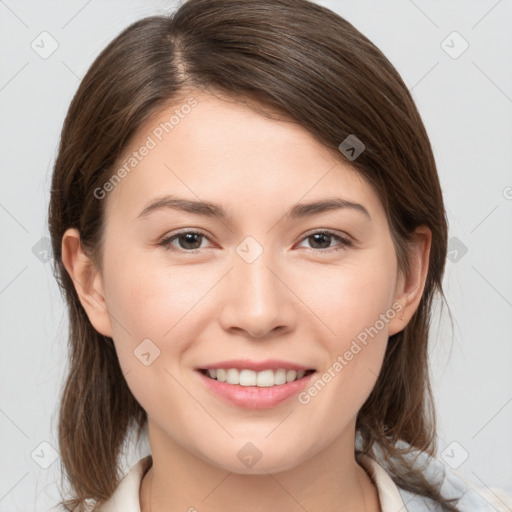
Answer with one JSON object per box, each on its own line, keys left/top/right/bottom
{"left": 198, "top": 368, "right": 316, "bottom": 387}
{"left": 196, "top": 367, "right": 317, "bottom": 409}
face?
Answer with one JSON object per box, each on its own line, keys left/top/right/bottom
{"left": 79, "top": 91, "right": 410, "bottom": 474}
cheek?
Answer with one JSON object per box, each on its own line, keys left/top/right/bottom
{"left": 294, "top": 253, "right": 397, "bottom": 341}
{"left": 102, "top": 247, "right": 218, "bottom": 365}
{"left": 101, "top": 251, "right": 209, "bottom": 413}
{"left": 293, "top": 247, "right": 396, "bottom": 402}
{"left": 295, "top": 265, "right": 394, "bottom": 426}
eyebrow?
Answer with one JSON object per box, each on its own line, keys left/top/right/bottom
{"left": 137, "top": 195, "right": 371, "bottom": 221}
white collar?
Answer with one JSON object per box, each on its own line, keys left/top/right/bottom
{"left": 357, "top": 453, "right": 408, "bottom": 511}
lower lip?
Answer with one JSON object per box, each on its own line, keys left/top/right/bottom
{"left": 196, "top": 370, "right": 316, "bottom": 409}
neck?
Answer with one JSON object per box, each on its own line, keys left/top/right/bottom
{"left": 139, "top": 421, "right": 381, "bottom": 512}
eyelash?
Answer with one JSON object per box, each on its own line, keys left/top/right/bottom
{"left": 158, "top": 229, "right": 353, "bottom": 254}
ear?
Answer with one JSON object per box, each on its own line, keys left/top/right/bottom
{"left": 61, "top": 228, "right": 113, "bottom": 338}
{"left": 388, "top": 226, "right": 432, "bottom": 337}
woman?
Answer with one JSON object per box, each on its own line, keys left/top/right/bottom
{"left": 48, "top": 0, "right": 511, "bottom": 510}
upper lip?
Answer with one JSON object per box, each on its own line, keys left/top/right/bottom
{"left": 197, "top": 359, "right": 315, "bottom": 372}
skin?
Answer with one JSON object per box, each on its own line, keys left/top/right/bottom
{"left": 62, "top": 90, "right": 431, "bottom": 512}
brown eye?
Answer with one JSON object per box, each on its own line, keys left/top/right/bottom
{"left": 297, "top": 231, "right": 353, "bottom": 253}
{"left": 159, "top": 231, "right": 210, "bottom": 252}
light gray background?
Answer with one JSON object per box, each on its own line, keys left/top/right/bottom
{"left": 1, "top": 0, "right": 511, "bottom": 510}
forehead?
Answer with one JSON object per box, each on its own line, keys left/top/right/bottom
{"left": 103, "top": 91, "right": 384, "bottom": 224}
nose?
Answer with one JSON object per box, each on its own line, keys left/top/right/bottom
{"left": 217, "top": 246, "right": 296, "bottom": 339}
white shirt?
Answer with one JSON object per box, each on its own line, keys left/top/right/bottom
{"left": 94, "top": 453, "right": 512, "bottom": 512}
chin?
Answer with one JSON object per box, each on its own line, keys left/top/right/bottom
{"left": 196, "top": 441, "right": 311, "bottom": 475}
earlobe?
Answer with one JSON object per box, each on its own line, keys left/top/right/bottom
{"left": 61, "top": 228, "right": 113, "bottom": 338}
{"left": 388, "top": 226, "right": 432, "bottom": 336}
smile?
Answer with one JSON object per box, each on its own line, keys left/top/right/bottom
{"left": 199, "top": 368, "right": 315, "bottom": 387}
{"left": 196, "top": 368, "right": 317, "bottom": 409}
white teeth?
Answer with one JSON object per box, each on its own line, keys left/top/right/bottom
{"left": 240, "top": 369, "right": 257, "bottom": 386}
{"left": 226, "top": 368, "right": 239, "bottom": 384}
{"left": 203, "top": 368, "right": 310, "bottom": 386}
{"left": 275, "top": 369, "right": 287, "bottom": 385}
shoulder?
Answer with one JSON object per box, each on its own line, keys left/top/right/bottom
{"left": 359, "top": 443, "right": 512, "bottom": 512}
{"left": 406, "top": 447, "right": 512, "bottom": 512}
{"left": 397, "top": 485, "right": 512, "bottom": 512}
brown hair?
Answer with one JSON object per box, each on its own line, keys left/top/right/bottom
{"left": 48, "top": 0, "right": 457, "bottom": 510}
